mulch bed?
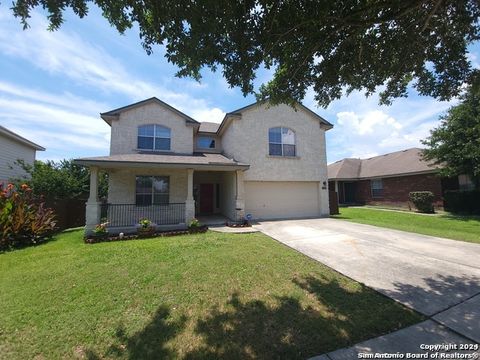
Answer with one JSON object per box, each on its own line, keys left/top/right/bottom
{"left": 85, "top": 225, "right": 208, "bottom": 244}
{"left": 225, "top": 221, "right": 252, "bottom": 228}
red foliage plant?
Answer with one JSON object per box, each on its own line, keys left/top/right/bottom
{"left": 0, "top": 183, "right": 57, "bottom": 249}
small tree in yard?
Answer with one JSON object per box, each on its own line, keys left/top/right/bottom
{"left": 0, "top": 183, "right": 57, "bottom": 250}
{"left": 422, "top": 85, "right": 480, "bottom": 188}
{"left": 409, "top": 191, "right": 435, "bottom": 213}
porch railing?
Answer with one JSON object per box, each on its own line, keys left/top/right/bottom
{"left": 100, "top": 203, "right": 186, "bottom": 227}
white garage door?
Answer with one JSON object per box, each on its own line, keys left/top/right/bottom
{"left": 245, "top": 181, "right": 320, "bottom": 219}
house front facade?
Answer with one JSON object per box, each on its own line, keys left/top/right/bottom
{"left": 328, "top": 148, "right": 470, "bottom": 208}
{"left": 0, "top": 125, "right": 45, "bottom": 184}
{"left": 75, "top": 98, "right": 333, "bottom": 233}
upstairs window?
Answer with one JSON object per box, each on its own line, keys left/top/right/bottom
{"left": 135, "top": 176, "right": 169, "bottom": 206}
{"left": 197, "top": 136, "right": 216, "bottom": 149}
{"left": 371, "top": 179, "right": 384, "bottom": 198}
{"left": 269, "top": 127, "right": 296, "bottom": 156}
{"left": 138, "top": 125, "right": 171, "bottom": 151}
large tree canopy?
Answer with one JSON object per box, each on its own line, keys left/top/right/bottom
{"left": 422, "top": 85, "right": 480, "bottom": 186}
{"left": 9, "top": 0, "right": 480, "bottom": 106}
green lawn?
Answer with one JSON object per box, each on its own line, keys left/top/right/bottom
{"left": 0, "top": 230, "right": 422, "bottom": 359}
{"left": 333, "top": 207, "right": 480, "bottom": 244}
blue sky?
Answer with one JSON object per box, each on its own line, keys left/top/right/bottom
{"left": 0, "top": 6, "right": 479, "bottom": 163}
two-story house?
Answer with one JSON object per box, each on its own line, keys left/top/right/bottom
{"left": 75, "top": 97, "right": 333, "bottom": 233}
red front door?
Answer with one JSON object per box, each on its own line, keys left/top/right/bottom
{"left": 200, "top": 184, "right": 214, "bottom": 214}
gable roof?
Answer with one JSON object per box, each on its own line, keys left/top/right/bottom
{"left": 198, "top": 122, "right": 221, "bottom": 133}
{"left": 328, "top": 158, "right": 362, "bottom": 180}
{"left": 100, "top": 97, "right": 200, "bottom": 125}
{"left": 99, "top": 97, "right": 332, "bottom": 134}
{"left": 217, "top": 100, "right": 333, "bottom": 134}
{"left": 0, "top": 125, "right": 45, "bottom": 151}
{"left": 328, "top": 148, "right": 441, "bottom": 180}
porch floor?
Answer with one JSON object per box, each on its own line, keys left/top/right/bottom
{"left": 197, "top": 215, "right": 229, "bottom": 226}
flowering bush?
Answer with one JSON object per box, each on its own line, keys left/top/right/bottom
{"left": 92, "top": 222, "right": 108, "bottom": 236}
{"left": 0, "top": 183, "right": 57, "bottom": 249}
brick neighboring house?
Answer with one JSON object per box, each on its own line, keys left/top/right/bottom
{"left": 327, "top": 148, "right": 472, "bottom": 208}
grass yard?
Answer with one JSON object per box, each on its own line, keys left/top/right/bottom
{"left": 0, "top": 230, "right": 422, "bottom": 359}
{"left": 333, "top": 207, "right": 480, "bottom": 244}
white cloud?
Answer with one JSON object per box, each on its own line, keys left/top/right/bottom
{"left": 191, "top": 107, "right": 225, "bottom": 123}
{"left": 337, "top": 110, "right": 402, "bottom": 135}
{"left": 0, "top": 12, "right": 221, "bottom": 121}
{"left": 0, "top": 82, "right": 110, "bottom": 160}
{"left": 319, "top": 88, "right": 458, "bottom": 163}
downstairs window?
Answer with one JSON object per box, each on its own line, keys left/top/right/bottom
{"left": 135, "top": 176, "right": 169, "bottom": 206}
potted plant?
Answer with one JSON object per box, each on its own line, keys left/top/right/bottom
{"left": 137, "top": 218, "right": 155, "bottom": 237}
{"left": 188, "top": 218, "right": 207, "bottom": 233}
{"left": 92, "top": 222, "right": 108, "bottom": 239}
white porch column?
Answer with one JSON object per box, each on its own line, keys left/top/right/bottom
{"left": 85, "top": 166, "right": 101, "bottom": 234}
{"left": 235, "top": 170, "right": 245, "bottom": 221}
{"left": 185, "top": 169, "right": 195, "bottom": 224}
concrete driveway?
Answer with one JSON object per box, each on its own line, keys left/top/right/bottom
{"left": 256, "top": 218, "right": 480, "bottom": 342}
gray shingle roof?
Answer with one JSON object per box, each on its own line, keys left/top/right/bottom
{"left": 328, "top": 158, "right": 361, "bottom": 179}
{"left": 199, "top": 122, "right": 221, "bottom": 133}
{"left": 75, "top": 152, "right": 248, "bottom": 168}
{"left": 100, "top": 97, "right": 199, "bottom": 125}
{"left": 0, "top": 125, "right": 45, "bottom": 151}
{"left": 225, "top": 100, "right": 334, "bottom": 129}
{"left": 328, "top": 148, "right": 441, "bottom": 180}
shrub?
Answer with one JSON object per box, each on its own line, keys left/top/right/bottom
{"left": 409, "top": 191, "right": 435, "bottom": 213}
{"left": 188, "top": 218, "right": 200, "bottom": 229}
{"left": 444, "top": 190, "right": 480, "bottom": 214}
{"left": 0, "top": 183, "right": 57, "bottom": 249}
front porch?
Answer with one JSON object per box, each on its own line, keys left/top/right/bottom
{"left": 80, "top": 156, "right": 249, "bottom": 234}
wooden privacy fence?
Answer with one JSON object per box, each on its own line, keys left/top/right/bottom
{"left": 329, "top": 191, "right": 339, "bottom": 215}
{"left": 44, "top": 198, "right": 86, "bottom": 230}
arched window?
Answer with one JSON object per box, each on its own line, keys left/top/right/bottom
{"left": 268, "top": 127, "right": 296, "bottom": 156}
{"left": 138, "top": 125, "right": 171, "bottom": 151}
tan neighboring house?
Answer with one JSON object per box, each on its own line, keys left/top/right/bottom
{"left": 75, "top": 97, "right": 333, "bottom": 233}
{"left": 0, "top": 125, "right": 45, "bottom": 184}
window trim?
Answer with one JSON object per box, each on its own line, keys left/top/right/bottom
{"left": 370, "top": 179, "right": 384, "bottom": 198}
{"left": 137, "top": 124, "right": 171, "bottom": 151}
{"left": 268, "top": 127, "right": 297, "bottom": 157}
{"left": 135, "top": 175, "right": 170, "bottom": 206}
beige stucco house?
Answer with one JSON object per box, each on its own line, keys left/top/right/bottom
{"left": 0, "top": 125, "right": 45, "bottom": 184}
{"left": 75, "top": 97, "right": 333, "bottom": 233}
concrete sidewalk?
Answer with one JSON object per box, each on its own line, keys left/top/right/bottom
{"left": 310, "top": 320, "right": 479, "bottom": 360}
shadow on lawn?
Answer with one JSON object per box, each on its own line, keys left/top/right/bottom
{"left": 105, "top": 305, "right": 187, "bottom": 360}
{"left": 183, "top": 275, "right": 419, "bottom": 360}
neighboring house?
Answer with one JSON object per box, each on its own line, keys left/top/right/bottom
{"left": 0, "top": 125, "right": 45, "bottom": 184}
{"left": 75, "top": 97, "right": 333, "bottom": 233}
{"left": 328, "top": 148, "right": 471, "bottom": 208}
